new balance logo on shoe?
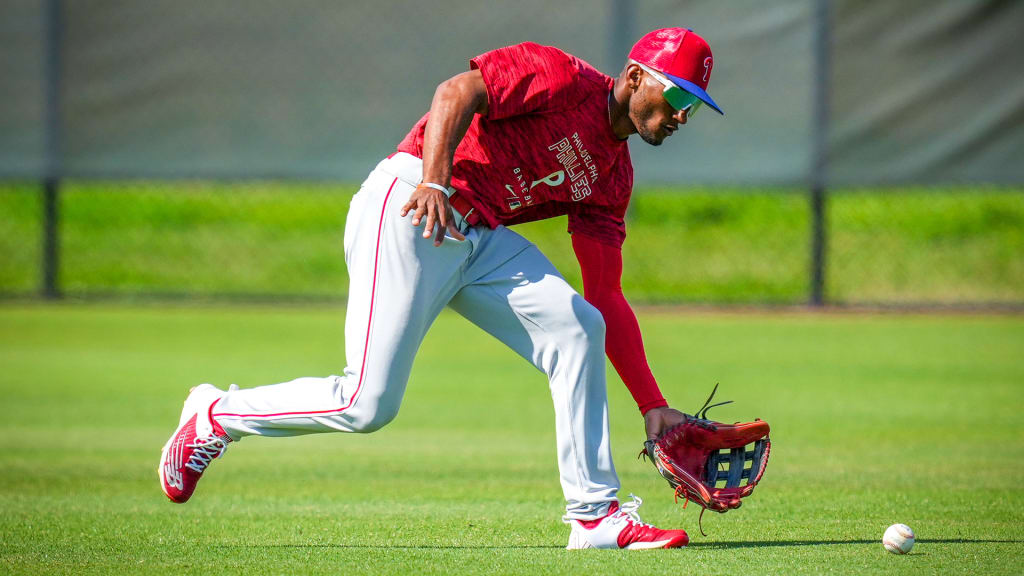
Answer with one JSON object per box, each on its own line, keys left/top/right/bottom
{"left": 158, "top": 384, "right": 232, "bottom": 504}
{"left": 162, "top": 461, "right": 184, "bottom": 490}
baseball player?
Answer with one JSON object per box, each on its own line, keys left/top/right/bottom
{"left": 160, "top": 28, "right": 723, "bottom": 550}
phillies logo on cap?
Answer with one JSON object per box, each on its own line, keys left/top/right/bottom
{"left": 629, "top": 28, "right": 723, "bottom": 115}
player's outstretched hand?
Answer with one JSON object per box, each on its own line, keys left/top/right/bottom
{"left": 400, "top": 185, "right": 466, "bottom": 246}
{"left": 643, "top": 406, "right": 688, "bottom": 441}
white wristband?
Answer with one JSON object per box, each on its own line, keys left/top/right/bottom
{"left": 419, "top": 181, "right": 453, "bottom": 198}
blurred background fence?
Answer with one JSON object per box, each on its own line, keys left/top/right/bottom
{"left": 1, "top": 0, "right": 1021, "bottom": 306}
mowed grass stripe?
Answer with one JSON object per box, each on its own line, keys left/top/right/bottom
{"left": 0, "top": 305, "right": 1022, "bottom": 575}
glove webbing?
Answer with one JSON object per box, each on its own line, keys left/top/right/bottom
{"left": 706, "top": 440, "right": 770, "bottom": 490}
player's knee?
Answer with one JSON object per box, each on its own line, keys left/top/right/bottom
{"left": 362, "top": 405, "right": 399, "bottom": 432}
{"left": 573, "top": 298, "right": 606, "bottom": 349}
{"left": 345, "top": 401, "right": 400, "bottom": 433}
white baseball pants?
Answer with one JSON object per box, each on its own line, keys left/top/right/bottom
{"left": 212, "top": 153, "right": 619, "bottom": 519}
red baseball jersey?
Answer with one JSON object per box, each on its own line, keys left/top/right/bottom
{"left": 397, "top": 42, "right": 633, "bottom": 248}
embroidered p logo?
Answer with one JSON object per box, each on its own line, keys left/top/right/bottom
{"left": 533, "top": 170, "right": 565, "bottom": 189}
{"left": 703, "top": 57, "right": 713, "bottom": 82}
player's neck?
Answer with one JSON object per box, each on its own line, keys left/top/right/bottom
{"left": 607, "top": 87, "right": 635, "bottom": 141}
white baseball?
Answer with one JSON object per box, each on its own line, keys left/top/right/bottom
{"left": 883, "top": 523, "right": 915, "bottom": 554}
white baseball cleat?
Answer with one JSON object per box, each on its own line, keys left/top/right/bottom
{"left": 158, "top": 384, "right": 235, "bottom": 503}
{"left": 565, "top": 494, "right": 689, "bottom": 550}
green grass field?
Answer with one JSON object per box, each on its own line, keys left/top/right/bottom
{"left": 1, "top": 304, "right": 1022, "bottom": 574}
{"left": 2, "top": 183, "right": 1022, "bottom": 304}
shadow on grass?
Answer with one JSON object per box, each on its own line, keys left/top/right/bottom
{"left": 215, "top": 544, "right": 566, "bottom": 550}
{"left": 689, "top": 538, "right": 1020, "bottom": 550}
{"left": 214, "top": 538, "right": 1019, "bottom": 551}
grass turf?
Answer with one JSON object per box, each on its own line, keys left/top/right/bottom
{"left": 1, "top": 304, "right": 1022, "bottom": 574}
{"left": 1, "top": 183, "right": 1021, "bottom": 304}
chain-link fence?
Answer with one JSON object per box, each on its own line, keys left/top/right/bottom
{"left": 2, "top": 181, "right": 1021, "bottom": 306}
{"left": 0, "top": 181, "right": 353, "bottom": 300}
{"left": 0, "top": 1, "right": 1021, "bottom": 306}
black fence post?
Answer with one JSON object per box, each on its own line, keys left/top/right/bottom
{"left": 608, "top": 0, "right": 635, "bottom": 70}
{"left": 42, "top": 0, "right": 63, "bottom": 299}
{"left": 42, "top": 179, "right": 60, "bottom": 299}
{"left": 810, "top": 0, "right": 831, "bottom": 307}
{"left": 610, "top": 0, "right": 636, "bottom": 223}
{"left": 810, "top": 183, "right": 826, "bottom": 306}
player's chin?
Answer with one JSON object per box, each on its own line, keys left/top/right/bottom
{"left": 638, "top": 128, "right": 666, "bottom": 146}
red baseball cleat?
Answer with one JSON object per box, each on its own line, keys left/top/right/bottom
{"left": 565, "top": 494, "right": 689, "bottom": 550}
{"left": 158, "top": 384, "right": 233, "bottom": 503}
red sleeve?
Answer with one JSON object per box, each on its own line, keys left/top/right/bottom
{"left": 469, "top": 42, "right": 578, "bottom": 120}
{"left": 568, "top": 204, "right": 627, "bottom": 248}
{"left": 572, "top": 232, "right": 668, "bottom": 414}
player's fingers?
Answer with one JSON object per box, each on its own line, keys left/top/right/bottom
{"left": 422, "top": 202, "right": 437, "bottom": 239}
{"left": 433, "top": 216, "right": 447, "bottom": 246}
{"left": 400, "top": 199, "right": 414, "bottom": 217}
{"left": 433, "top": 201, "right": 451, "bottom": 246}
{"left": 446, "top": 221, "right": 465, "bottom": 242}
{"left": 436, "top": 200, "right": 449, "bottom": 229}
{"left": 445, "top": 206, "right": 465, "bottom": 241}
{"left": 412, "top": 202, "right": 427, "bottom": 226}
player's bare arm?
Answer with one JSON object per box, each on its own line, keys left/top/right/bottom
{"left": 400, "top": 70, "right": 488, "bottom": 246}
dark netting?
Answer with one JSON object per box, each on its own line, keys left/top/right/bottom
{"left": 0, "top": 1, "right": 1021, "bottom": 305}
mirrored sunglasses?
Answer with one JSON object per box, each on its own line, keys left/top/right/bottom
{"left": 635, "top": 62, "right": 703, "bottom": 118}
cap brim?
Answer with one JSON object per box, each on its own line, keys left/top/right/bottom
{"left": 664, "top": 73, "right": 723, "bottom": 115}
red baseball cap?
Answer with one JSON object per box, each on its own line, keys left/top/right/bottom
{"left": 629, "top": 28, "right": 723, "bottom": 115}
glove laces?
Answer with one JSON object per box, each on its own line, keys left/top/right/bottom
{"left": 695, "top": 382, "right": 733, "bottom": 420}
{"left": 184, "top": 435, "right": 229, "bottom": 474}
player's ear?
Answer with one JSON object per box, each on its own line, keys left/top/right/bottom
{"left": 624, "top": 63, "right": 644, "bottom": 92}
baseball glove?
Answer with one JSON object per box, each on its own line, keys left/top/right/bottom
{"left": 641, "top": 384, "right": 771, "bottom": 515}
